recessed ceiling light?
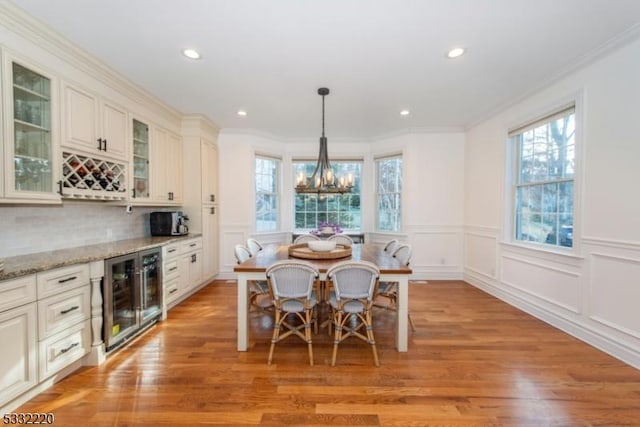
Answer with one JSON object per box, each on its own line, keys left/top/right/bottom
{"left": 182, "top": 48, "right": 201, "bottom": 60}
{"left": 400, "top": 109, "right": 410, "bottom": 116}
{"left": 447, "top": 47, "right": 465, "bottom": 59}
{"left": 237, "top": 110, "right": 247, "bottom": 117}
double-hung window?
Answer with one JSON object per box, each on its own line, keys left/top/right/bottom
{"left": 511, "top": 105, "right": 575, "bottom": 248}
{"left": 293, "top": 160, "right": 362, "bottom": 230}
{"left": 255, "top": 155, "right": 280, "bottom": 232}
{"left": 376, "top": 155, "right": 403, "bottom": 232}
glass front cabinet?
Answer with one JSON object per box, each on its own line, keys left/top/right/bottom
{"left": 2, "top": 54, "right": 60, "bottom": 203}
{"left": 131, "top": 118, "right": 150, "bottom": 200}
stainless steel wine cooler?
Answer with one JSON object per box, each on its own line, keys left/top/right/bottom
{"left": 103, "top": 248, "right": 163, "bottom": 351}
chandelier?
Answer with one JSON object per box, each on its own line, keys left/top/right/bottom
{"left": 295, "top": 87, "right": 354, "bottom": 194}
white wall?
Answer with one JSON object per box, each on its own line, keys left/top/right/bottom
{"left": 464, "top": 36, "right": 640, "bottom": 368}
{"left": 217, "top": 131, "right": 466, "bottom": 280}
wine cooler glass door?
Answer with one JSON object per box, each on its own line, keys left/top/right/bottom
{"left": 140, "top": 251, "right": 162, "bottom": 324}
{"left": 107, "top": 257, "right": 137, "bottom": 347}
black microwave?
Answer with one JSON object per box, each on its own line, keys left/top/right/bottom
{"left": 150, "top": 211, "right": 188, "bottom": 236}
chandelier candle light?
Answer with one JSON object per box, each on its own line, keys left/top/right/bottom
{"left": 295, "top": 88, "right": 354, "bottom": 194}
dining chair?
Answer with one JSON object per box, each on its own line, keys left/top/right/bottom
{"left": 246, "top": 238, "right": 263, "bottom": 256}
{"left": 234, "top": 244, "right": 271, "bottom": 312}
{"left": 375, "top": 244, "right": 415, "bottom": 331}
{"left": 383, "top": 239, "right": 398, "bottom": 253}
{"left": 293, "top": 234, "right": 321, "bottom": 244}
{"left": 326, "top": 260, "right": 381, "bottom": 367}
{"left": 327, "top": 234, "right": 354, "bottom": 246}
{"left": 265, "top": 260, "right": 320, "bottom": 366}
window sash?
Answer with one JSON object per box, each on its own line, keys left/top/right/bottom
{"left": 376, "top": 156, "right": 402, "bottom": 232}
{"left": 255, "top": 156, "right": 280, "bottom": 232}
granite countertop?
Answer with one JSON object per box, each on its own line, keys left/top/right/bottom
{"left": 0, "top": 234, "right": 202, "bottom": 282}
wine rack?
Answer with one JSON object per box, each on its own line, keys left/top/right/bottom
{"left": 61, "top": 151, "right": 128, "bottom": 200}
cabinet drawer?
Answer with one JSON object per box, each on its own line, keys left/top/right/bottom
{"left": 163, "top": 243, "right": 180, "bottom": 259}
{"left": 164, "top": 259, "right": 180, "bottom": 279}
{"left": 38, "top": 319, "right": 90, "bottom": 381}
{"left": 165, "top": 277, "right": 181, "bottom": 305}
{"left": 0, "top": 275, "right": 37, "bottom": 312}
{"left": 37, "top": 264, "right": 90, "bottom": 299}
{"left": 38, "top": 286, "right": 90, "bottom": 339}
{"left": 181, "top": 238, "right": 203, "bottom": 253}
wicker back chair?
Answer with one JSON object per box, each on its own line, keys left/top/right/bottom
{"left": 326, "top": 260, "right": 380, "bottom": 366}
{"left": 375, "top": 244, "right": 415, "bottom": 331}
{"left": 293, "top": 234, "right": 321, "bottom": 244}
{"left": 246, "top": 238, "right": 263, "bottom": 256}
{"left": 327, "top": 234, "right": 354, "bottom": 246}
{"left": 234, "top": 244, "right": 271, "bottom": 312}
{"left": 265, "top": 260, "right": 320, "bottom": 366}
{"left": 383, "top": 239, "right": 398, "bottom": 253}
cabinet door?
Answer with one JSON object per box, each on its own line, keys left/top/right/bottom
{"left": 201, "top": 140, "right": 218, "bottom": 204}
{"left": 167, "top": 132, "right": 183, "bottom": 203}
{"left": 0, "top": 303, "right": 37, "bottom": 406}
{"left": 62, "top": 82, "right": 127, "bottom": 161}
{"left": 62, "top": 83, "right": 99, "bottom": 153}
{"left": 3, "top": 56, "right": 60, "bottom": 202}
{"left": 131, "top": 119, "right": 150, "bottom": 200}
{"left": 101, "top": 101, "right": 128, "bottom": 160}
{"left": 150, "top": 126, "right": 168, "bottom": 202}
{"left": 202, "top": 206, "right": 219, "bottom": 279}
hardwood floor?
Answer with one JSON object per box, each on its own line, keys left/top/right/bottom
{"left": 16, "top": 280, "right": 640, "bottom": 426}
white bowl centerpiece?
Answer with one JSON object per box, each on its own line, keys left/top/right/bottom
{"left": 307, "top": 240, "right": 336, "bottom": 252}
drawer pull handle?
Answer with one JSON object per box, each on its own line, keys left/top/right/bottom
{"left": 58, "top": 276, "right": 77, "bottom": 284}
{"left": 169, "top": 288, "right": 178, "bottom": 294}
{"left": 60, "top": 306, "right": 79, "bottom": 315}
{"left": 191, "top": 254, "right": 197, "bottom": 263}
{"left": 168, "top": 267, "right": 178, "bottom": 272}
{"left": 190, "top": 243, "right": 197, "bottom": 247}
{"left": 60, "top": 342, "right": 79, "bottom": 354}
{"left": 168, "top": 248, "right": 177, "bottom": 253}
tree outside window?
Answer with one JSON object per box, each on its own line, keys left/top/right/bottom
{"left": 376, "top": 156, "right": 402, "bottom": 232}
{"left": 293, "top": 161, "right": 361, "bottom": 230}
{"left": 255, "top": 156, "right": 279, "bottom": 232}
{"left": 512, "top": 107, "right": 575, "bottom": 248}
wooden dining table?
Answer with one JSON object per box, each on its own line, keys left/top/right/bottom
{"left": 233, "top": 243, "right": 413, "bottom": 352}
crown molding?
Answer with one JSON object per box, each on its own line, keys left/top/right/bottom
{"left": 0, "top": 0, "right": 182, "bottom": 125}
{"left": 464, "top": 22, "right": 640, "bottom": 131}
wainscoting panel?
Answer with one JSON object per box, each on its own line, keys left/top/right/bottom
{"left": 464, "top": 231, "right": 498, "bottom": 279}
{"left": 589, "top": 252, "right": 640, "bottom": 339}
{"left": 501, "top": 254, "right": 581, "bottom": 315}
{"left": 221, "top": 228, "right": 250, "bottom": 274}
{"left": 410, "top": 228, "right": 463, "bottom": 279}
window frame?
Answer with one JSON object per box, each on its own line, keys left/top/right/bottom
{"left": 506, "top": 95, "right": 582, "bottom": 253}
{"left": 375, "top": 154, "right": 403, "bottom": 232}
{"left": 254, "top": 154, "right": 281, "bottom": 233}
{"left": 292, "top": 159, "right": 363, "bottom": 231}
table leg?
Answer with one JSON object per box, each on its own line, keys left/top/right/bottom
{"left": 237, "top": 274, "right": 249, "bottom": 351}
{"left": 396, "top": 276, "right": 408, "bottom": 352}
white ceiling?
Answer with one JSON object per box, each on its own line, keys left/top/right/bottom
{"left": 10, "top": 0, "right": 640, "bottom": 139}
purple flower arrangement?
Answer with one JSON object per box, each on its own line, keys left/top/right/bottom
{"left": 313, "top": 221, "right": 342, "bottom": 235}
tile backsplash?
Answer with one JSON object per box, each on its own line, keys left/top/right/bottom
{"left": 0, "top": 202, "right": 172, "bottom": 258}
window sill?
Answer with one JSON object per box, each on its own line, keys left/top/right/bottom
{"left": 499, "top": 240, "right": 584, "bottom": 266}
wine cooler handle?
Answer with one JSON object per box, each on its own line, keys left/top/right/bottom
{"left": 141, "top": 266, "right": 148, "bottom": 310}
{"left": 97, "top": 138, "right": 103, "bottom": 150}
{"left": 103, "top": 139, "right": 107, "bottom": 151}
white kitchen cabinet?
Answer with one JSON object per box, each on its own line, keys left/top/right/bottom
{"left": 151, "top": 126, "right": 183, "bottom": 205}
{"left": 162, "top": 242, "right": 182, "bottom": 308}
{"left": 201, "top": 140, "right": 218, "bottom": 204}
{"left": 36, "top": 264, "right": 91, "bottom": 381}
{"left": 182, "top": 115, "right": 220, "bottom": 282}
{"left": 202, "top": 205, "right": 219, "bottom": 280}
{"left": 1, "top": 53, "right": 61, "bottom": 204}
{"left": 131, "top": 118, "right": 151, "bottom": 201}
{"left": 62, "top": 81, "right": 128, "bottom": 161}
{"left": 181, "top": 238, "right": 203, "bottom": 295}
{"left": 0, "top": 276, "right": 38, "bottom": 407}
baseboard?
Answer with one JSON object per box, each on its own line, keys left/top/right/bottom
{"left": 464, "top": 271, "right": 640, "bottom": 369}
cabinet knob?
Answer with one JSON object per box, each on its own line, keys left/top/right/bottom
{"left": 168, "top": 192, "right": 174, "bottom": 201}
{"left": 210, "top": 194, "right": 215, "bottom": 202}
{"left": 97, "top": 138, "right": 103, "bottom": 150}
{"left": 210, "top": 207, "right": 215, "bottom": 215}
{"left": 103, "top": 139, "right": 108, "bottom": 151}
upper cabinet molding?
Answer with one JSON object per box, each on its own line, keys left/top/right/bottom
{"left": 0, "top": 1, "right": 182, "bottom": 127}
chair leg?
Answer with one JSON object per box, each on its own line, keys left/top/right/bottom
{"left": 305, "top": 309, "right": 314, "bottom": 366}
{"left": 408, "top": 311, "right": 416, "bottom": 332}
{"left": 365, "top": 309, "right": 380, "bottom": 367}
{"left": 268, "top": 309, "right": 282, "bottom": 365}
{"left": 331, "top": 311, "right": 343, "bottom": 367}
